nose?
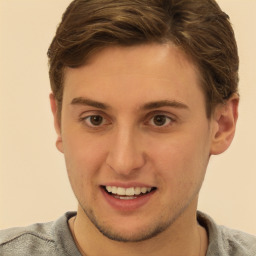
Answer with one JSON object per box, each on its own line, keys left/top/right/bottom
{"left": 106, "top": 126, "right": 146, "bottom": 176}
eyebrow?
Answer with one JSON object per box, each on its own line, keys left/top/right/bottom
{"left": 71, "top": 97, "right": 110, "bottom": 109}
{"left": 70, "top": 97, "right": 189, "bottom": 111}
{"left": 141, "top": 100, "right": 189, "bottom": 110}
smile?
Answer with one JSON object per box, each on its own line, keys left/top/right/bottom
{"left": 104, "top": 186, "right": 156, "bottom": 200}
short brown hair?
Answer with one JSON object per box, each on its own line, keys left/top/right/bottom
{"left": 48, "top": 0, "right": 239, "bottom": 117}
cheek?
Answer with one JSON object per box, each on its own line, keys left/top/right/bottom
{"left": 62, "top": 132, "right": 108, "bottom": 193}
{"left": 149, "top": 134, "right": 210, "bottom": 209}
{"left": 63, "top": 129, "right": 107, "bottom": 166}
{"left": 149, "top": 132, "right": 210, "bottom": 183}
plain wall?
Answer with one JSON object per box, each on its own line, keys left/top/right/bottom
{"left": 0, "top": 0, "right": 256, "bottom": 234}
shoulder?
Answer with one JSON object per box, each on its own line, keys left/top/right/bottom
{"left": 0, "top": 212, "right": 78, "bottom": 256}
{"left": 218, "top": 225, "right": 256, "bottom": 255}
{"left": 197, "top": 211, "right": 256, "bottom": 256}
{"left": 0, "top": 221, "right": 56, "bottom": 255}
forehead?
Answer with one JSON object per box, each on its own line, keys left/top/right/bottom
{"left": 62, "top": 43, "right": 205, "bottom": 111}
{"left": 65, "top": 43, "right": 199, "bottom": 80}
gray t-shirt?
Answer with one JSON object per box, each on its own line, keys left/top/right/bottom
{"left": 0, "top": 211, "right": 255, "bottom": 255}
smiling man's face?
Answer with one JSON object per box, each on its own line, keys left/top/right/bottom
{"left": 52, "top": 43, "right": 218, "bottom": 242}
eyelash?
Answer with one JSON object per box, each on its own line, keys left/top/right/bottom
{"left": 144, "top": 111, "right": 176, "bottom": 129}
{"left": 146, "top": 115, "right": 174, "bottom": 128}
{"left": 79, "top": 115, "right": 110, "bottom": 128}
{"left": 79, "top": 112, "right": 175, "bottom": 129}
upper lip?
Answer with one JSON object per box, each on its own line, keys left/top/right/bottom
{"left": 101, "top": 182, "right": 156, "bottom": 189}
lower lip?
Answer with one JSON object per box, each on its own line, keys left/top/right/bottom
{"left": 101, "top": 187, "right": 156, "bottom": 212}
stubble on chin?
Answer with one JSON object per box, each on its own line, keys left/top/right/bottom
{"left": 78, "top": 196, "right": 197, "bottom": 243}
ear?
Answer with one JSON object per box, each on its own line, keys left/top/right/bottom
{"left": 49, "top": 93, "right": 63, "bottom": 153}
{"left": 210, "top": 94, "right": 239, "bottom": 155}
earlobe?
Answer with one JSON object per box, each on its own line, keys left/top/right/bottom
{"left": 210, "top": 94, "right": 239, "bottom": 155}
{"left": 49, "top": 93, "right": 64, "bottom": 153}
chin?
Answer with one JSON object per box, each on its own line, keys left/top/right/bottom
{"left": 95, "top": 222, "right": 170, "bottom": 243}
{"left": 82, "top": 205, "right": 176, "bottom": 243}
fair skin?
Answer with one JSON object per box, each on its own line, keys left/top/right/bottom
{"left": 50, "top": 43, "right": 238, "bottom": 256}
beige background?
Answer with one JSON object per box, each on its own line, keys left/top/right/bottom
{"left": 0, "top": 0, "right": 255, "bottom": 234}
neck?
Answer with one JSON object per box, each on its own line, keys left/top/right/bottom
{"left": 69, "top": 205, "right": 208, "bottom": 256}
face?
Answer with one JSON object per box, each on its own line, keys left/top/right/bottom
{"left": 54, "top": 44, "right": 218, "bottom": 242}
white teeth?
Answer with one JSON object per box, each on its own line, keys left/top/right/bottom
{"left": 116, "top": 187, "right": 126, "bottom": 195}
{"left": 141, "top": 187, "right": 147, "bottom": 194}
{"left": 134, "top": 187, "right": 141, "bottom": 195}
{"left": 112, "top": 186, "right": 117, "bottom": 194}
{"left": 106, "top": 186, "right": 112, "bottom": 193}
{"left": 115, "top": 196, "right": 137, "bottom": 200}
{"left": 105, "top": 186, "right": 154, "bottom": 196}
{"left": 125, "top": 187, "right": 135, "bottom": 196}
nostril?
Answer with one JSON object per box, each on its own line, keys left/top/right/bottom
{"left": 105, "top": 141, "right": 146, "bottom": 175}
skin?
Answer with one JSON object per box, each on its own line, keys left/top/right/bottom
{"left": 50, "top": 43, "right": 238, "bottom": 256}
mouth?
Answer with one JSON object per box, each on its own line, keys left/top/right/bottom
{"left": 102, "top": 185, "right": 157, "bottom": 200}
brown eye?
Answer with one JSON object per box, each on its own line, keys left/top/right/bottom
{"left": 83, "top": 115, "right": 105, "bottom": 127}
{"left": 153, "top": 115, "right": 168, "bottom": 126}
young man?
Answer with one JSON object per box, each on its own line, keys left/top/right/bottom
{"left": 0, "top": 0, "right": 255, "bottom": 255}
